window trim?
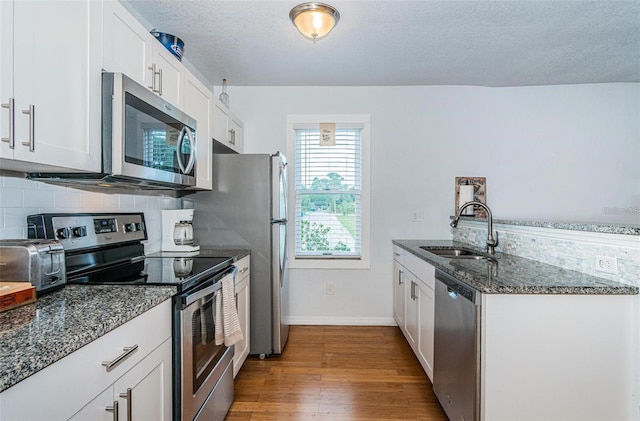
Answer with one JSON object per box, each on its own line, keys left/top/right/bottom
{"left": 287, "top": 114, "right": 370, "bottom": 269}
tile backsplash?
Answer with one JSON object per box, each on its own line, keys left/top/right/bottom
{"left": 453, "top": 219, "right": 640, "bottom": 287}
{"left": 0, "top": 175, "right": 181, "bottom": 252}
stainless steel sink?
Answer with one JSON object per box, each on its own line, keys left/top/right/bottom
{"left": 420, "top": 246, "right": 494, "bottom": 261}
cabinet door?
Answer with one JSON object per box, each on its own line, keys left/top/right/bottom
{"left": 212, "top": 100, "right": 229, "bottom": 146}
{"left": 0, "top": 0, "right": 13, "bottom": 160}
{"left": 229, "top": 114, "right": 244, "bottom": 153}
{"left": 103, "top": 0, "right": 153, "bottom": 88}
{"left": 113, "top": 338, "right": 173, "bottom": 421}
{"left": 393, "top": 262, "right": 406, "bottom": 332}
{"left": 152, "top": 43, "right": 183, "bottom": 107}
{"left": 183, "top": 72, "right": 212, "bottom": 190}
{"left": 418, "top": 281, "right": 435, "bottom": 381}
{"left": 234, "top": 273, "right": 250, "bottom": 377}
{"left": 11, "top": 0, "right": 101, "bottom": 171}
{"left": 68, "top": 387, "right": 115, "bottom": 421}
{"left": 405, "top": 273, "right": 419, "bottom": 349}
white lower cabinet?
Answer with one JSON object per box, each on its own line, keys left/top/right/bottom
{"left": 417, "top": 277, "right": 435, "bottom": 381}
{"left": 0, "top": 300, "right": 172, "bottom": 421}
{"left": 233, "top": 255, "right": 251, "bottom": 377}
{"left": 392, "top": 259, "right": 406, "bottom": 332}
{"left": 69, "top": 338, "right": 172, "bottom": 421}
{"left": 392, "top": 245, "right": 435, "bottom": 382}
{"left": 404, "top": 271, "right": 419, "bottom": 349}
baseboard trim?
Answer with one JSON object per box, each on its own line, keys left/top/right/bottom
{"left": 286, "top": 316, "right": 397, "bottom": 326}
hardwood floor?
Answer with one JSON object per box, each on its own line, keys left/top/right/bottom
{"left": 226, "top": 325, "right": 448, "bottom": 420}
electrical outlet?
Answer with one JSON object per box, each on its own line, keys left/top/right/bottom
{"left": 326, "top": 281, "right": 335, "bottom": 295}
{"left": 411, "top": 211, "right": 424, "bottom": 222}
{"left": 595, "top": 256, "right": 618, "bottom": 275}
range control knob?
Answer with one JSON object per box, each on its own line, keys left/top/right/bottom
{"left": 124, "top": 223, "right": 138, "bottom": 233}
{"left": 56, "top": 227, "right": 71, "bottom": 239}
{"left": 72, "top": 226, "right": 87, "bottom": 237}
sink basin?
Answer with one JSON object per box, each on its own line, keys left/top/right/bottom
{"left": 420, "top": 246, "right": 494, "bottom": 261}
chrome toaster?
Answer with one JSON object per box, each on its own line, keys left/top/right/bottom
{"left": 0, "top": 239, "right": 66, "bottom": 295}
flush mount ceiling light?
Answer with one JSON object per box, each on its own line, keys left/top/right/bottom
{"left": 289, "top": 2, "right": 340, "bottom": 42}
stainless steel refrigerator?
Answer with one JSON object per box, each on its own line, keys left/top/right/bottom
{"left": 191, "top": 152, "right": 289, "bottom": 357}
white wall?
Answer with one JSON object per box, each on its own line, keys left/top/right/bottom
{"left": 230, "top": 83, "right": 640, "bottom": 324}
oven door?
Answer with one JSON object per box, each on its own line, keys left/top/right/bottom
{"left": 106, "top": 72, "right": 197, "bottom": 187}
{"left": 176, "top": 270, "right": 234, "bottom": 421}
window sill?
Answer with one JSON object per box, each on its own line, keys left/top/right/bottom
{"left": 289, "top": 257, "right": 370, "bottom": 270}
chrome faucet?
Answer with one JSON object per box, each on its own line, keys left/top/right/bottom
{"left": 450, "top": 201, "right": 499, "bottom": 255}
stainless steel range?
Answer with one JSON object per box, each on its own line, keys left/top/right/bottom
{"left": 27, "top": 212, "right": 236, "bottom": 421}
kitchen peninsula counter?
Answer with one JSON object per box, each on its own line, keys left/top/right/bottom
{"left": 393, "top": 240, "right": 638, "bottom": 295}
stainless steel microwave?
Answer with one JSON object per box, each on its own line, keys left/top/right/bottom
{"left": 28, "top": 72, "right": 197, "bottom": 190}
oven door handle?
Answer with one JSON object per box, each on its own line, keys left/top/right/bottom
{"left": 182, "top": 280, "right": 222, "bottom": 307}
{"left": 179, "top": 267, "right": 237, "bottom": 308}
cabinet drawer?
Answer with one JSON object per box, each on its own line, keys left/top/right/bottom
{"left": 0, "top": 299, "right": 172, "bottom": 421}
{"left": 405, "top": 252, "right": 435, "bottom": 290}
{"left": 235, "top": 255, "right": 250, "bottom": 285}
{"left": 393, "top": 245, "right": 404, "bottom": 265}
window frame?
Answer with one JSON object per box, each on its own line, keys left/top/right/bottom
{"left": 287, "top": 114, "right": 371, "bottom": 269}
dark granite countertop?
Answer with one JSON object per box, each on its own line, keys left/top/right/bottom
{"left": 0, "top": 285, "right": 176, "bottom": 393}
{"left": 393, "top": 240, "right": 639, "bottom": 295}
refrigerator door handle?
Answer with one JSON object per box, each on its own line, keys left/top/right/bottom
{"left": 271, "top": 218, "right": 287, "bottom": 224}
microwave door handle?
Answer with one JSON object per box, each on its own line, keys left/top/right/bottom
{"left": 183, "top": 127, "right": 196, "bottom": 174}
{"left": 176, "top": 126, "right": 188, "bottom": 173}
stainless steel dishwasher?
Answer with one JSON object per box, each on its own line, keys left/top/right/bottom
{"left": 433, "top": 269, "right": 481, "bottom": 421}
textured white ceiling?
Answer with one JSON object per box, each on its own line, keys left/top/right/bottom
{"left": 123, "top": 0, "right": 640, "bottom": 87}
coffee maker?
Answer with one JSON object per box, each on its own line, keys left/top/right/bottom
{"left": 161, "top": 209, "right": 200, "bottom": 252}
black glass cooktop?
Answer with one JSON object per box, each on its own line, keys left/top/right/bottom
{"left": 67, "top": 256, "right": 233, "bottom": 293}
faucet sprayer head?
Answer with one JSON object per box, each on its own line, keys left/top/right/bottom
{"left": 450, "top": 218, "right": 459, "bottom": 228}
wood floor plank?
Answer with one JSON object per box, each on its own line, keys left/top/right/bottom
{"left": 226, "top": 325, "right": 447, "bottom": 420}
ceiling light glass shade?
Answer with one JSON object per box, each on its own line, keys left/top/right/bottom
{"left": 290, "top": 2, "right": 340, "bottom": 42}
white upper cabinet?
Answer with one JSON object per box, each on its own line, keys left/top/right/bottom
{"left": 103, "top": 0, "right": 183, "bottom": 107}
{"left": 183, "top": 72, "right": 213, "bottom": 190}
{"left": 151, "top": 41, "right": 184, "bottom": 107}
{"left": 102, "top": 0, "right": 153, "bottom": 89}
{"left": 0, "top": 0, "right": 102, "bottom": 172}
{"left": 212, "top": 100, "right": 244, "bottom": 153}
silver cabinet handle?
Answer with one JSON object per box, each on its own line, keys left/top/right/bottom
{"left": 158, "top": 67, "right": 163, "bottom": 96}
{"left": 106, "top": 401, "right": 119, "bottom": 421}
{"left": 228, "top": 128, "right": 235, "bottom": 145}
{"left": 411, "top": 281, "right": 416, "bottom": 300}
{"left": 148, "top": 64, "right": 156, "bottom": 91}
{"left": 21, "top": 105, "right": 34, "bottom": 152}
{"left": 398, "top": 269, "right": 404, "bottom": 285}
{"left": 119, "top": 388, "right": 132, "bottom": 421}
{"left": 1, "top": 98, "right": 15, "bottom": 148}
{"left": 238, "top": 266, "right": 248, "bottom": 274}
{"left": 394, "top": 252, "right": 401, "bottom": 257}
{"left": 102, "top": 345, "right": 138, "bottom": 371}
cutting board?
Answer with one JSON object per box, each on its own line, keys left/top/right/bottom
{"left": 0, "top": 282, "right": 36, "bottom": 313}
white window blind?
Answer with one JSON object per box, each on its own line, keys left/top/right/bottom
{"left": 294, "top": 127, "right": 362, "bottom": 258}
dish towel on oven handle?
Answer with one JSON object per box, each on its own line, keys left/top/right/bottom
{"left": 214, "top": 266, "right": 244, "bottom": 346}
